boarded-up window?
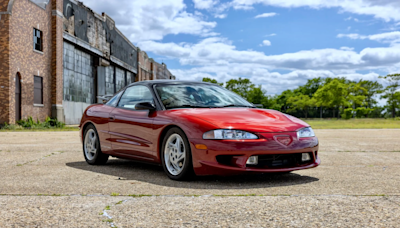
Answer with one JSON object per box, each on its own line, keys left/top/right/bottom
{"left": 34, "top": 76, "right": 43, "bottom": 104}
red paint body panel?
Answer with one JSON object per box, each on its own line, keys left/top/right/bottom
{"left": 80, "top": 105, "right": 320, "bottom": 176}
{"left": 109, "top": 108, "right": 156, "bottom": 161}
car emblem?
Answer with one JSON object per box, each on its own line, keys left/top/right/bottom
{"left": 275, "top": 135, "right": 293, "bottom": 146}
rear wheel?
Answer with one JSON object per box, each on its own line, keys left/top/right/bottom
{"left": 83, "top": 124, "right": 109, "bottom": 165}
{"left": 161, "top": 128, "right": 193, "bottom": 181}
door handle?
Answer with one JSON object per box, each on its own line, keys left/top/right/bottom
{"left": 109, "top": 116, "right": 115, "bottom": 121}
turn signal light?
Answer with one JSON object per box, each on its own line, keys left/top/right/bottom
{"left": 302, "top": 153, "right": 311, "bottom": 162}
{"left": 195, "top": 144, "right": 208, "bottom": 150}
{"left": 246, "top": 156, "right": 258, "bottom": 165}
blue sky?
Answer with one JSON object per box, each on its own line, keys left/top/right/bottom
{"left": 83, "top": 0, "right": 400, "bottom": 95}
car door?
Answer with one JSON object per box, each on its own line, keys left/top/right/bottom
{"left": 108, "top": 85, "right": 156, "bottom": 161}
{"left": 88, "top": 91, "right": 123, "bottom": 154}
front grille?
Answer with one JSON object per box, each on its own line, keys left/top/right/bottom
{"left": 248, "top": 152, "right": 313, "bottom": 168}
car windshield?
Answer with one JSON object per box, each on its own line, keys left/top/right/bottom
{"left": 155, "top": 83, "right": 254, "bottom": 109}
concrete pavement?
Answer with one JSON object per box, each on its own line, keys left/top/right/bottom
{"left": 0, "top": 130, "right": 399, "bottom": 227}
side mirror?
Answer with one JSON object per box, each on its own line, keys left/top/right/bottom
{"left": 135, "top": 102, "right": 156, "bottom": 111}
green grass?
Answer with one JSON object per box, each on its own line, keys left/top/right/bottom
{"left": 2, "top": 118, "right": 400, "bottom": 131}
{"left": 304, "top": 118, "right": 400, "bottom": 129}
{"left": 0, "top": 126, "right": 79, "bottom": 132}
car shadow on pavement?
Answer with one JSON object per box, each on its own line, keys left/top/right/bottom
{"left": 66, "top": 159, "right": 319, "bottom": 189}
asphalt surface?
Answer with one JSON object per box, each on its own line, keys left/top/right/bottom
{"left": 0, "top": 129, "right": 399, "bottom": 227}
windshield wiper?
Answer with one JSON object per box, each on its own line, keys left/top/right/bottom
{"left": 167, "top": 105, "right": 212, "bottom": 109}
{"left": 218, "top": 104, "right": 256, "bottom": 108}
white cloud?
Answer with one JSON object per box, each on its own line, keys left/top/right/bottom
{"left": 260, "top": 40, "right": 271, "bottom": 46}
{"left": 81, "top": 0, "right": 217, "bottom": 42}
{"left": 137, "top": 35, "right": 400, "bottom": 94}
{"left": 231, "top": 0, "right": 400, "bottom": 22}
{"left": 138, "top": 37, "right": 400, "bottom": 73}
{"left": 81, "top": 0, "right": 400, "bottom": 95}
{"left": 215, "top": 14, "right": 227, "bottom": 19}
{"left": 340, "top": 46, "right": 355, "bottom": 51}
{"left": 254, "top": 12, "right": 278, "bottom": 18}
{"left": 265, "top": 33, "right": 277, "bottom": 37}
{"left": 193, "top": 0, "right": 218, "bottom": 10}
{"left": 337, "top": 33, "right": 368, "bottom": 39}
{"left": 338, "top": 31, "right": 400, "bottom": 45}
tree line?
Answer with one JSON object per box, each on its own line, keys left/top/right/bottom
{"left": 202, "top": 73, "right": 400, "bottom": 119}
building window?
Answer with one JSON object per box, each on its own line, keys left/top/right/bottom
{"left": 63, "top": 42, "right": 94, "bottom": 104}
{"left": 127, "top": 72, "right": 134, "bottom": 85}
{"left": 34, "top": 76, "right": 43, "bottom": 104}
{"left": 105, "top": 66, "right": 115, "bottom": 95}
{"left": 115, "top": 67, "right": 125, "bottom": 92}
{"left": 33, "top": 28, "right": 43, "bottom": 52}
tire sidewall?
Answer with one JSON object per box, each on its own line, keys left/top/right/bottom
{"left": 161, "top": 127, "right": 193, "bottom": 180}
{"left": 83, "top": 124, "right": 101, "bottom": 165}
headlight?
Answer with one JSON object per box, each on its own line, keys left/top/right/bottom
{"left": 203, "top": 130, "right": 258, "bottom": 140}
{"left": 297, "top": 127, "right": 315, "bottom": 138}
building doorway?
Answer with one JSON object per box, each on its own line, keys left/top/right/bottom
{"left": 15, "top": 73, "right": 21, "bottom": 121}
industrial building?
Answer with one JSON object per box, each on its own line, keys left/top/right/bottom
{"left": 0, "top": 0, "right": 175, "bottom": 125}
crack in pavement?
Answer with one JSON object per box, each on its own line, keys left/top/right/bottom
{"left": 15, "top": 151, "right": 65, "bottom": 167}
{"left": 0, "top": 194, "right": 399, "bottom": 197}
{"left": 384, "top": 197, "right": 400, "bottom": 208}
{"left": 101, "top": 199, "right": 129, "bottom": 228}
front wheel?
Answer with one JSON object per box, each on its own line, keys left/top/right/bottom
{"left": 83, "top": 124, "right": 109, "bottom": 165}
{"left": 161, "top": 128, "right": 194, "bottom": 181}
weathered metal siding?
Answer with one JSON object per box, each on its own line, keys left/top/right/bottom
{"left": 62, "top": 0, "right": 137, "bottom": 71}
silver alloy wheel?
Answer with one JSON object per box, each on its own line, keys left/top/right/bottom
{"left": 164, "top": 133, "right": 186, "bottom": 176}
{"left": 84, "top": 129, "right": 97, "bottom": 161}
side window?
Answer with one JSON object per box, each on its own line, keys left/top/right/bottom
{"left": 117, "top": 86, "right": 153, "bottom": 109}
{"left": 105, "top": 91, "right": 123, "bottom": 107}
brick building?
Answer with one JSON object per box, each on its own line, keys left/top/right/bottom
{"left": 137, "top": 49, "right": 176, "bottom": 82}
{"left": 0, "top": 0, "right": 175, "bottom": 125}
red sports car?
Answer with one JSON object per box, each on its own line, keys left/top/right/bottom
{"left": 79, "top": 81, "right": 320, "bottom": 180}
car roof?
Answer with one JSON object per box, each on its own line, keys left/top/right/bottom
{"left": 127, "top": 80, "right": 216, "bottom": 87}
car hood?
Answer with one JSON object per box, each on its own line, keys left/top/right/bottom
{"left": 171, "top": 108, "right": 309, "bottom": 133}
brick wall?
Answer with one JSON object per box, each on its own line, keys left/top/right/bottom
{"left": 0, "top": 9, "right": 10, "bottom": 123}
{"left": 50, "top": 0, "right": 64, "bottom": 121}
{"left": 7, "top": 0, "right": 54, "bottom": 123}
{"left": 137, "top": 49, "right": 152, "bottom": 81}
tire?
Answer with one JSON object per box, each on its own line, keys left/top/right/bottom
{"left": 83, "top": 124, "right": 109, "bottom": 165}
{"left": 161, "top": 127, "right": 194, "bottom": 181}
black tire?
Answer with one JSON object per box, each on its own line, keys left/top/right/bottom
{"left": 83, "top": 124, "right": 109, "bottom": 165}
{"left": 161, "top": 127, "right": 194, "bottom": 181}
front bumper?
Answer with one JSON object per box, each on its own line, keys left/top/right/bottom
{"left": 189, "top": 132, "right": 320, "bottom": 176}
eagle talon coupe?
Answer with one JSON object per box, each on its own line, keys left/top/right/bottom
{"left": 80, "top": 81, "right": 320, "bottom": 181}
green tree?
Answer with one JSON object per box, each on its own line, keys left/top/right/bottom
{"left": 358, "top": 80, "right": 383, "bottom": 109}
{"left": 247, "top": 86, "right": 268, "bottom": 106}
{"left": 348, "top": 82, "right": 368, "bottom": 108}
{"left": 313, "top": 79, "right": 350, "bottom": 118}
{"left": 287, "top": 94, "right": 316, "bottom": 118}
{"left": 298, "top": 77, "right": 324, "bottom": 97}
{"left": 274, "top": 89, "right": 296, "bottom": 113}
{"left": 263, "top": 95, "right": 282, "bottom": 111}
{"left": 202, "top": 77, "right": 223, "bottom": 86}
{"left": 225, "top": 77, "right": 255, "bottom": 98}
{"left": 379, "top": 73, "right": 400, "bottom": 118}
